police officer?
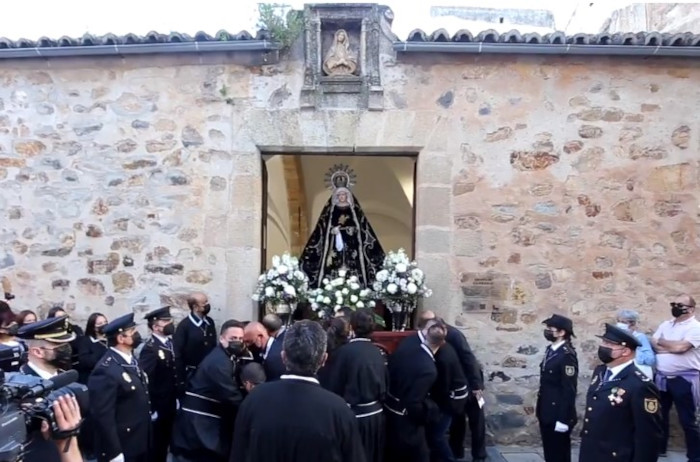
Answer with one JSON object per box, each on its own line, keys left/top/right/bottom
{"left": 579, "top": 323, "right": 663, "bottom": 462}
{"left": 537, "top": 314, "right": 578, "bottom": 462}
{"left": 140, "top": 307, "right": 177, "bottom": 462}
{"left": 16, "top": 316, "right": 78, "bottom": 462}
{"left": 88, "top": 313, "right": 152, "bottom": 462}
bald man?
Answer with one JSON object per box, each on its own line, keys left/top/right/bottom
{"left": 173, "top": 292, "right": 217, "bottom": 395}
{"left": 421, "top": 311, "right": 487, "bottom": 462}
{"left": 245, "top": 321, "right": 286, "bottom": 381}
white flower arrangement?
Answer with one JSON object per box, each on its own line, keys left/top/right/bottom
{"left": 252, "top": 253, "right": 310, "bottom": 305}
{"left": 310, "top": 269, "right": 376, "bottom": 319}
{"left": 373, "top": 248, "right": 432, "bottom": 307}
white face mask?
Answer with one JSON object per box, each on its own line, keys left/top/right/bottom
{"left": 616, "top": 322, "right": 630, "bottom": 331}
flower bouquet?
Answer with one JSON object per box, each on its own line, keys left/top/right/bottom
{"left": 309, "top": 269, "right": 376, "bottom": 319}
{"left": 252, "top": 253, "right": 309, "bottom": 326}
{"left": 372, "top": 248, "right": 432, "bottom": 331}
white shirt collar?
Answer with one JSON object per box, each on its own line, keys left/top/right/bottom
{"left": 550, "top": 340, "right": 566, "bottom": 351}
{"left": 418, "top": 329, "right": 426, "bottom": 343}
{"left": 152, "top": 333, "right": 171, "bottom": 345}
{"left": 263, "top": 337, "right": 275, "bottom": 360}
{"left": 188, "top": 313, "right": 210, "bottom": 327}
{"left": 421, "top": 343, "right": 435, "bottom": 361}
{"left": 110, "top": 346, "right": 133, "bottom": 364}
{"left": 349, "top": 338, "right": 372, "bottom": 343}
{"left": 280, "top": 374, "right": 320, "bottom": 385}
{"left": 27, "top": 361, "right": 57, "bottom": 379}
{"left": 90, "top": 336, "right": 104, "bottom": 343}
{"left": 608, "top": 359, "right": 635, "bottom": 380}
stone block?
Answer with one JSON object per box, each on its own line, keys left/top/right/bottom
{"left": 672, "top": 125, "right": 691, "bottom": 149}
{"left": 415, "top": 228, "right": 451, "bottom": 254}
{"left": 416, "top": 186, "right": 451, "bottom": 228}
{"left": 203, "top": 215, "right": 229, "bottom": 248}
{"left": 418, "top": 153, "right": 451, "bottom": 185}
{"left": 646, "top": 163, "right": 696, "bottom": 192}
{"left": 510, "top": 151, "right": 559, "bottom": 171}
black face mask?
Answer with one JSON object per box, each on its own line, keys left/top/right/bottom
{"left": 597, "top": 346, "right": 617, "bottom": 364}
{"left": 130, "top": 332, "right": 143, "bottom": 349}
{"left": 162, "top": 323, "right": 175, "bottom": 336}
{"left": 226, "top": 341, "right": 245, "bottom": 357}
{"left": 48, "top": 344, "right": 73, "bottom": 370}
{"left": 543, "top": 330, "right": 557, "bottom": 342}
{"left": 671, "top": 303, "right": 691, "bottom": 318}
{"left": 202, "top": 304, "right": 211, "bottom": 316}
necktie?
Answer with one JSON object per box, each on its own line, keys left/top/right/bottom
{"left": 604, "top": 369, "right": 612, "bottom": 383}
{"left": 166, "top": 338, "right": 173, "bottom": 350}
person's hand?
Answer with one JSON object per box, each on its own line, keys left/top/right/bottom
{"left": 41, "top": 395, "right": 81, "bottom": 441}
{"left": 331, "top": 226, "right": 340, "bottom": 235}
{"left": 554, "top": 421, "right": 569, "bottom": 433}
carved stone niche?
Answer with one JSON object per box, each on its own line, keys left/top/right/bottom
{"left": 301, "top": 3, "right": 390, "bottom": 110}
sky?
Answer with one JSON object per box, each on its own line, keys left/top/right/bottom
{"left": 0, "top": 0, "right": 638, "bottom": 41}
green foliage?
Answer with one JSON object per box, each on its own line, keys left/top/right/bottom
{"left": 257, "top": 3, "right": 304, "bottom": 50}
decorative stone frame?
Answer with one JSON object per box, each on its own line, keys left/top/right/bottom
{"left": 300, "top": 3, "right": 386, "bottom": 110}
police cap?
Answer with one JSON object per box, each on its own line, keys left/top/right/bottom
{"left": 16, "top": 315, "right": 76, "bottom": 343}
{"left": 143, "top": 306, "right": 172, "bottom": 323}
{"left": 102, "top": 312, "right": 136, "bottom": 337}
{"left": 597, "top": 323, "right": 640, "bottom": 349}
{"left": 542, "top": 313, "right": 575, "bottom": 337}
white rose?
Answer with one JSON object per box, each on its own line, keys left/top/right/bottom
{"left": 335, "top": 290, "right": 342, "bottom": 298}
{"left": 407, "top": 283, "right": 418, "bottom": 295}
{"left": 369, "top": 301, "right": 376, "bottom": 307}
{"left": 350, "top": 295, "right": 359, "bottom": 303}
{"left": 334, "top": 305, "right": 342, "bottom": 312}
{"left": 376, "top": 270, "right": 389, "bottom": 282}
{"left": 278, "top": 265, "right": 289, "bottom": 275}
{"left": 342, "top": 288, "right": 349, "bottom": 295}
{"left": 325, "top": 284, "right": 333, "bottom": 291}
{"left": 258, "top": 274, "right": 266, "bottom": 282}
{"left": 264, "top": 287, "right": 275, "bottom": 297}
{"left": 356, "top": 301, "right": 365, "bottom": 308}
{"left": 396, "top": 264, "right": 407, "bottom": 273}
{"left": 284, "top": 285, "right": 296, "bottom": 297}
{"left": 360, "top": 289, "right": 370, "bottom": 297}
{"left": 336, "top": 297, "right": 343, "bottom": 305}
{"left": 272, "top": 255, "right": 281, "bottom": 267}
{"left": 323, "top": 296, "right": 331, "bottom": 304}
{"left": 322, "top": 278, "right": 330, "bottom": 285}
{"left": 387, "top": 283, "right": 398, "bottom": 294}
{"left": 294, "top": 270, "right": 305, "bottom": 280}
{"left": 338, "top": 269, "right": 347, "bottom": 278}
{"left": 350, "top": 283, "right": 360, "bottom": 291}
{"left": 332, "top": 278, "right": 344, "bottom": 287}
{"left": 252, "top": 294, "right": 260, "bottom": 301}
{"left": 316, "top": 294, "right": 325, "bottom": 302}
{"left": 372, "top": 282, "right": 382, "bottom": 291}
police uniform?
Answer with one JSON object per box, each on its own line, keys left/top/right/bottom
{"left": 88, "top": 313, "right": 152, "bottom": 462}
{"left": 139, "top": 307, "right": 177, "bottom": 462}
{"left": 579, "top": 323, "right": 663, "bottom": 462}
{"left": 16, "top": 316, "right": 78, "bottom": 462}
{"left": 173, "top": 311, "right": 216, "bottom": 393}
{"left": 537, "top": 314, "right": 578, "bottom": 462}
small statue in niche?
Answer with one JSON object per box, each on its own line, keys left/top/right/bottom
{"left": 322, "top": 29, "right": 358, "bottom": 76}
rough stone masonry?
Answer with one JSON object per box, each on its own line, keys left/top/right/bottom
{"left": 0, "top": 35, "right": 698, "bottom": 444}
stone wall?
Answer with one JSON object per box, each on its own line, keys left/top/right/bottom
{"left": 0, "top": 46, "right": 698, "bottom": 443}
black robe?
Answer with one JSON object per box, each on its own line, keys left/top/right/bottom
{"left": 171, "top": 344, "right": 243, "bottom": 462}
{"left": 385, "top": 335, "right": 440, "bottom": 462}
{"left": 76, "top": 336, "right": 108, "bottom": 384}
{"left": 322, "top": 338, "right": 387, "bottom": 462}
{"left": 230, "top": 375, "right": 366, "bottom": 462}
{"left": 431, "top": 342, "right": 469, "bottom": 416}
{"left": 300, "top": 193, "right": 384, "bottom": 288}
{"left": 139, "top": 335, "right": 177, "bottom": 462}
{"left": 173, "top": 313, "right": 216, "bottom": 393}
{"left": 579, "top": 363, "right": 663, "bottom": 462}
{"left": 87, "top": 348, "right": 152, "bottom": 462}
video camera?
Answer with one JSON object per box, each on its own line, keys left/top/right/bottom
{"left": 0, "top": 369, "right": 88, "bottom": 462}
{"left": 0, "top": 343, "right": 24, "bottom": 372}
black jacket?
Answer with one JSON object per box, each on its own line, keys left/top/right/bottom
{"left": 579, "top": 363, "right": 663, "bottom": 462}
{"left": 536, "top": 342, "right": 578, "bottom": 428}
{"left": 445, "top": 325, "right": 483, "bottom": 391}
{"left": 432, "top": 342, "right": 468, "bottom": 416}
{"left": 87, "top": 348, "right": 152, "bottom": 462}
{"left": 139, "top": 335, "right": 177, "bottom": 418}
{"left": 263, "top": 331, "right": 286, "bottom": 382}
{"left": 76, "top": 336, "right": 108, "bottom": 384}
{"left": 173, "top": 314, "right": 216, "bottom": 392}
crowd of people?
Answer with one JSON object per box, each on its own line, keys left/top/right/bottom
{"left": 0, "top": 291, "right": 699, "bottom": 462}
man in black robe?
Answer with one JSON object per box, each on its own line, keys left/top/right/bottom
{"left": 230, "top": 320, "right": 366, "bottom": 462}
{"left": 323, "top": 308, "right": 387, "bottom": 462}
{"left": 300, "top": 169, "right": 385, "bottom": 288}
{"left": 171, "top": 320, "right": 246, "bottom": 462}
{"left": 88, "top": 313, "right": 152, "bottom": 462}
{"left": 173, "top": 292, "right": 216, "bottom": 395}
{"left": 419, "top": 310, "right": 487, "bottom": 461}
{"left": 386, "top": 319, "right": 446, "bottom": 462}
{"left": 139, "top": 306, "right": 177, "bottom": 462}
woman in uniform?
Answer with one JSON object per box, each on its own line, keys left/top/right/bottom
{"left": 536, "top": 314, "right": 578, "bottom": 462}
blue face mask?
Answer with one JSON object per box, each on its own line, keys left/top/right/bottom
{"left": 615, "top": 322, "right": 630, "bottom": 331}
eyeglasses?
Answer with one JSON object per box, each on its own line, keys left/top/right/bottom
{"left": 671, "top": 302, "right": 695, "bottom": 309}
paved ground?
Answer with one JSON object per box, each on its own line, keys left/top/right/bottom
{"left": 490, "top": 446, "right": 686, "bottom": 462}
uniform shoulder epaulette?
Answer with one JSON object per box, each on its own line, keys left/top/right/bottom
{"left": 99, "top": 355, "right": 114, "bottom": 367}
{"left": 634, "top": 369, "right": 651, "bottom": 382}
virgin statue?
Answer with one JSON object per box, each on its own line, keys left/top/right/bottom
{"left": 300, "top": 165, "right": 385, "bottom": 288}
{"left": 322, "top": 29, "right": 358, "bottom": 76}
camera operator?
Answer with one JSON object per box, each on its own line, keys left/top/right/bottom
{"left": 171, "top": 320, "right": 246, "bottom": 462}
{"left": 16, "top": 315, "right": 77, "bottom": 462}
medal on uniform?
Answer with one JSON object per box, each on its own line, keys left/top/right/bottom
{"left": 158, "top": 350, "right": 165, "bottom": 360}
{"left": 122, "top": 372, "right": 132, "bottom": 383}
{"left": 608, "top": 387, "right": 625, "bottom": 405}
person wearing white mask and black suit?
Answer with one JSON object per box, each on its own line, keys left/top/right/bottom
{"left": 537, "top": 314, "right": 578, "bottom": 462}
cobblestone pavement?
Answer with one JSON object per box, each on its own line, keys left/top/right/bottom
{"left": 489, "top": 446, "right": 686, "bottom": 462}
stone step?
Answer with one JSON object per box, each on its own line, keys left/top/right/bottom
{"left": 489, "top": 446, "right": 687, "bottom": 462}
